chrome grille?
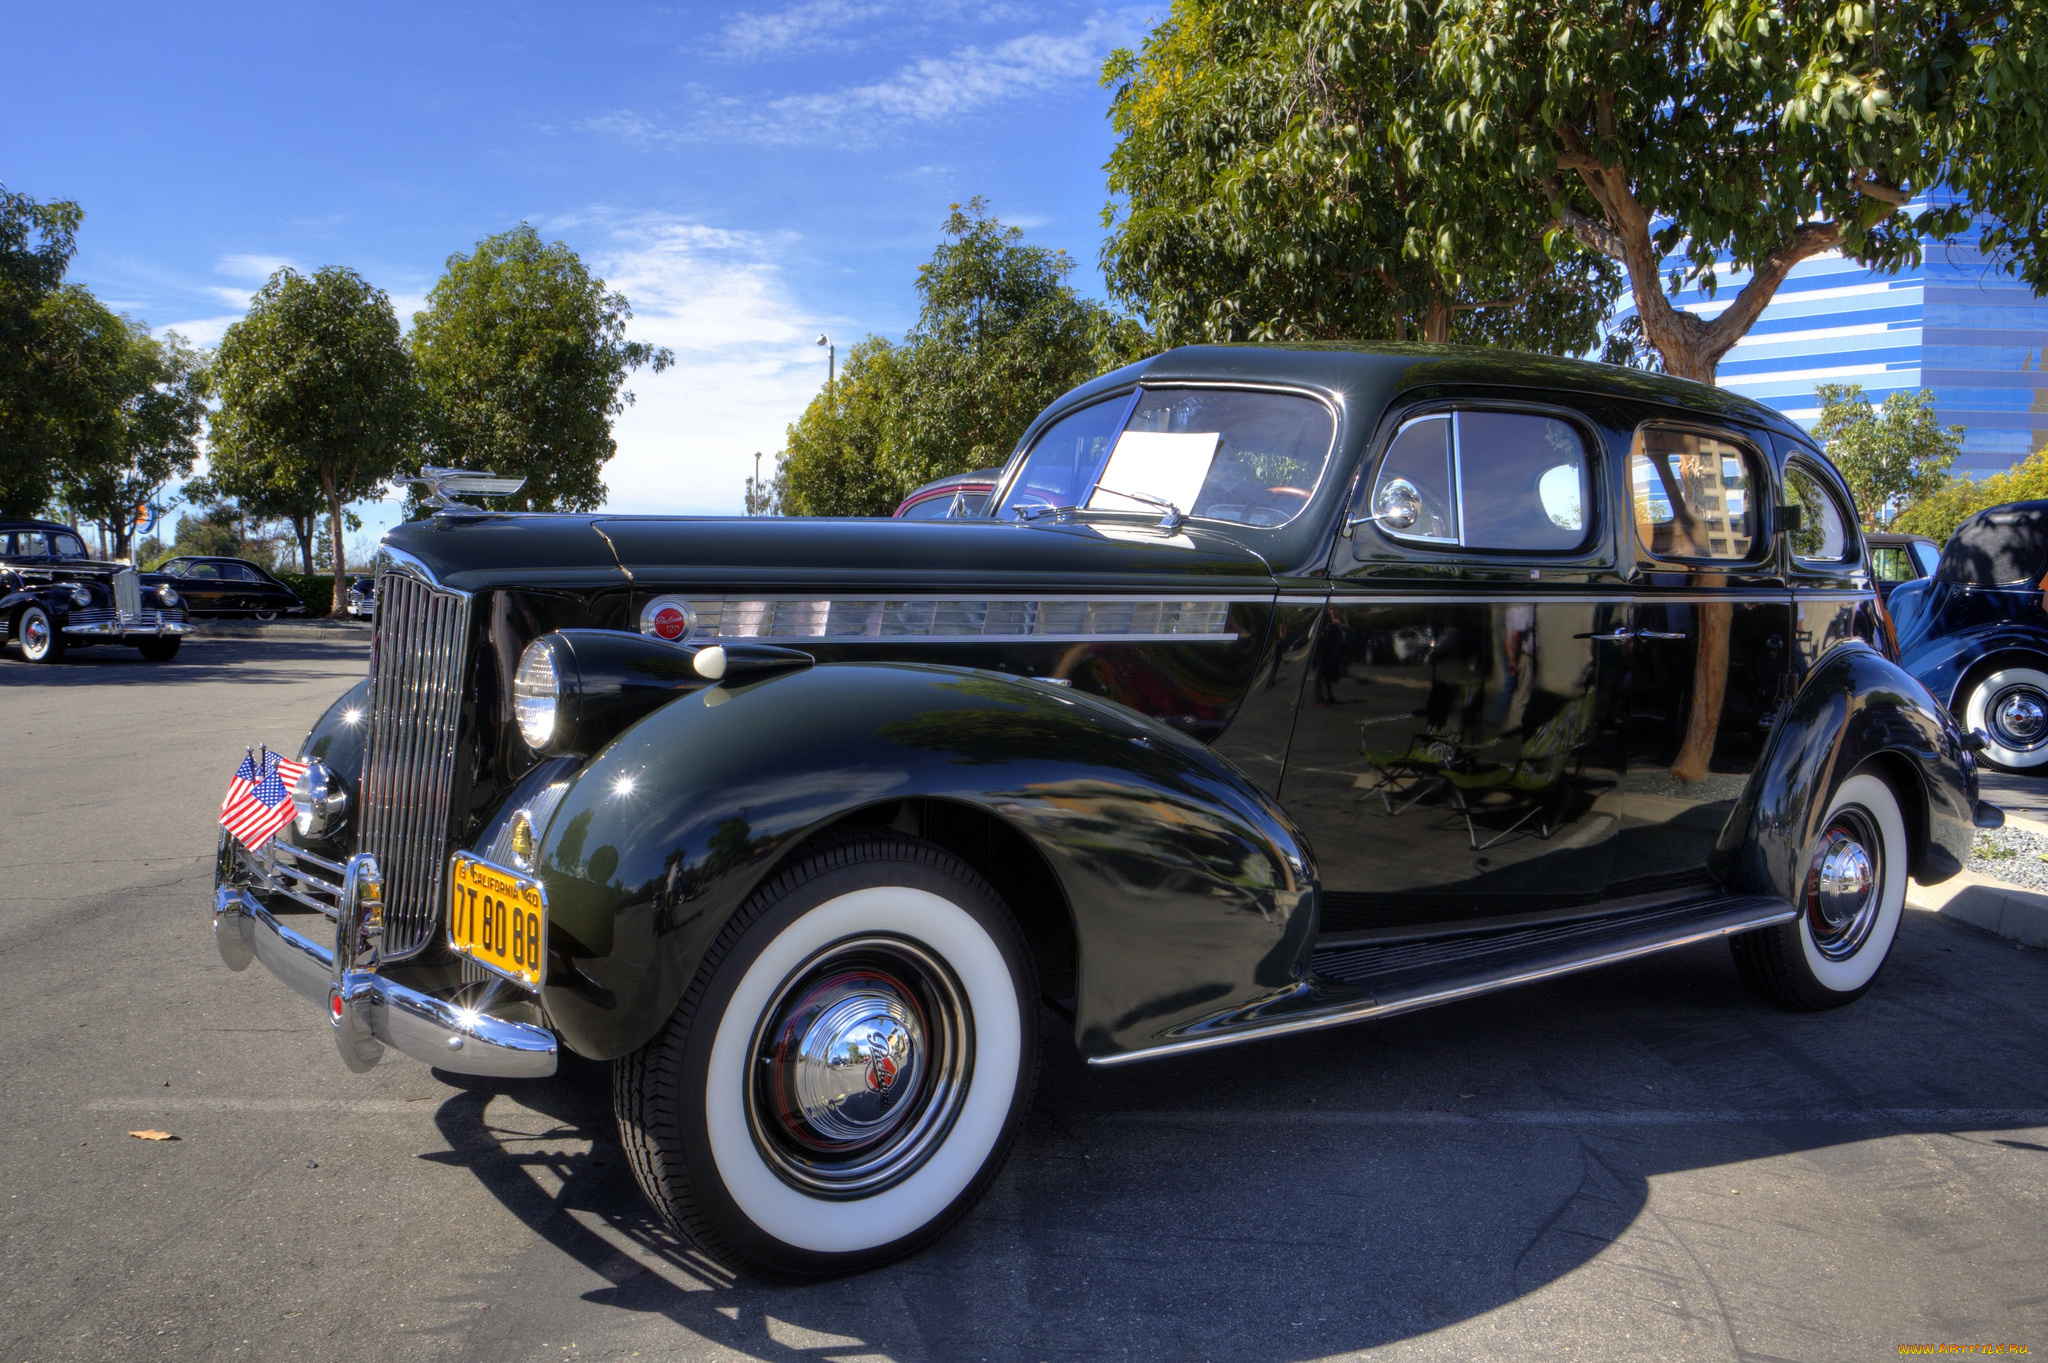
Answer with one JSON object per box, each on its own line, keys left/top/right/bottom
{"left": 359, "top": 570, "right": 473, "bottom": 958}
{"left": 113, "top": 568, "right": 141, "bottom": 617}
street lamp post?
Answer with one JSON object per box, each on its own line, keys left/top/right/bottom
{"left": 752, "top": 451, "right": 762, "bottom": 516}
{"left": 816, "top": 334, "right": 833, "bottom": 395}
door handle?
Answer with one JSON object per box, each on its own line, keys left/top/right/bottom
{"left": 1573, "top": 629, "right": 1637, "bottom": 641}
{"left": 1633, "top": 630, "right": 1689, "bottom": 641}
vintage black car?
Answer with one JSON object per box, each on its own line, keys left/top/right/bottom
{"left": 2, "top": 519, "right": 191, "bottom": 662}
{"left": 155, "top": 555, "right": 305, "bottom": 619}
{"left": 344, "top": 575, "right": 377, "bottom": 619}
{"left": 212, "top": 347, "right": 1993, "bottom": 1282}
{"left": 1891, "top": 501, "right": 2048, "bottom": 771}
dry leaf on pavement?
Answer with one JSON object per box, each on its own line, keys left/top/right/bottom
{"left": 128, "top": 1130, "right": 178, "bottom": 1141}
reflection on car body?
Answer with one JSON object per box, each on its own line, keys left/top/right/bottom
{"left": 211, "top": 344, "right": 1990, "bottom": 1283}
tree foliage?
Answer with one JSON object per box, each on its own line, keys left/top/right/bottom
{"left": 411, "top": 225, "right": 673, "bottom": 512}
{"left": 780, "top": 201, "right": 1131, "bottom": 516}
{"left": 1812, "top": 384, "right": 1960, "bottom": 530}
{"left": 204, "top": 266, "right": 418, "bottom": 610}
{"left": 1369, "top": 0, "right": 2048, "bottom": 380}
{"left": 1894, "top": 452, "right": 2048, "bottom": 544}
{"left": 0, "top": 184, "right": 85, "bottom": 516}
{"left": 1101, "top": 0, "right": 1621, "bottom": 351}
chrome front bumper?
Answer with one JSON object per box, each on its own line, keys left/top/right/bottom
{"left": 64, "top": 610, "right": 192, "bottom": 637}
{"left": 212, "top": 853, "right": 556, "bottom": 1079}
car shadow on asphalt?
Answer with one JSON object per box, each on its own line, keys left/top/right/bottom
{"left": 413, "top": 911, "right": 2048, "bottom": 1360}
{"left": 0, "top": 638, "right": 367, "bottom": 688}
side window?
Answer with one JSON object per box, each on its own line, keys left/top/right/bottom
{"left": 1870, "top": 547, "right": 1915, "bottom": 583}
{"left": 17, "top": 532, "right": 49, "bottom": 556}
{"left": 1783, "top": 463, "right": 1852, "bottom": 563}
{"left": 1910, "top": 542, "right": 1941, "bottom": 576}
{"left": 225, "top": 563, "right": 261, "bottom": 582}
{"left": 187, "top": 563, "right": 222, "bottom": 579}
{"left": 1369, "top": 410, "right": 1591, "bottom": 552}
{"left": 1629, "top": 427, "right": 1758, "bottom": 562}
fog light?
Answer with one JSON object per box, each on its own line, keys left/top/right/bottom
{"left": 356, "top": 864, "right": 384, "bottom": 933}
{"left": 509, "top": 809, "right": 537, "bottom": 872}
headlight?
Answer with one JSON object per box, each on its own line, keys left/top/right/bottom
{"left": 513, "top": 639, "right": 561, "bottom": 749}
{"left": 70, "top": 585, "right": 92, "bottom": 607}
{"left": 158, "top": 586, "right": 180, "bottom": 608}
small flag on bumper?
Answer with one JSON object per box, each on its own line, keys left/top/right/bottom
{"left": 220, "top": 745, "right": 308, "bottom": 851}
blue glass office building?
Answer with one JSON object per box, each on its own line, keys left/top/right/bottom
{"left": 1619, "top": 209, "right": 2048, "bottom": 479}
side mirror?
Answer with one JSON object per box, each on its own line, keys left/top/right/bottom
{"left": 1347, "top": 478, "right": 1423, "bottom": 536}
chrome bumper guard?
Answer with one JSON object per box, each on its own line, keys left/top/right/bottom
{"left": 212, "top": 845, "right": 556, "bottom": 1079}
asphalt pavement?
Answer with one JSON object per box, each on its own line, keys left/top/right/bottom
{"left": 2, "top": 637, "right": 2045, "bottom": 1362}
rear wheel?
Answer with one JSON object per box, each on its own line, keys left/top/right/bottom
{"left": 17, "top": 606, "right": 63, "bottom": 663}
{"left": 1962, "top": 665, "right": 2048, "bottom": 771}
{"left": 254, "top": 608, "right": 278, "bottom": 622}
{"left": 137, "top": 637, "right": 182, "bottom": 662}
{"left": 1731, "top": 771, "right": 1908, "bottom": 1010}
{"left": 615, "top": 831, "right": 1039, "bottom": 1281}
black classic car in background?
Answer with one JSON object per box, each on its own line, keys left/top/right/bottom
{"left": 155, "top": 555, "right": 305, "bottom": 619}
{"left": 1866, "top": 531, "right": 1941, "bottom": 603}
{"left": 344, "top": 575, "right": 377, "bottom": 619}
{"left": 212, "top": 346, "right": 1990, "bottom": 1282}
{"left": 2, "top": 519, "right": 191, "bottom": 662}
{"left": 1892, "top": 501, "right": 2048, "bottom": 771}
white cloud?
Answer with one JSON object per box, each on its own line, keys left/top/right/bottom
{"left": 570, "top": 210, "right": 834, "bottom": 515}
{"left": 592, "top": 10, "right": 1141, "bottom": 147}
{"left": 217, "top": 252, "right": 295, "bottom": 281}
{"left": 155, "top": 314, "right": 244, "bottom": 347}
{"left": 717, "top": 0, "right": 891, "bottom": 57}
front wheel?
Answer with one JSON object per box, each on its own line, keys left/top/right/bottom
{"left": 17, "top": 605, "right": 63, "bottom": 663}
{"left": 615, "top": 831, "right": 1039, "bottom": 1281}
{"left": 1962, "top": 665, "right": 2048, "bottom": 771}
{"left": 1731, "top": 771, "right": 1908, "bottom": 1010}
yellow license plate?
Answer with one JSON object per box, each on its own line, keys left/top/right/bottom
{"left": 447, "top": 853, "right": 548, "bottom": 989}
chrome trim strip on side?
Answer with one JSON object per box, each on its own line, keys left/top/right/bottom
{"left": 211, "top": 885, "right": 556, "bottom": 1078}
{"left": 681, "top": 595, "right": 1253, "bottom": 643}
{"left": 1086, "top": 899, "right": 1797, "bottom": 1067}
{"left": 372, "top": 542, "right": 445, "bottom": 589}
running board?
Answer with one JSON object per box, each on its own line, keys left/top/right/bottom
{"left": 1089, "top": 893, "right": 1794, "bottom": 1067}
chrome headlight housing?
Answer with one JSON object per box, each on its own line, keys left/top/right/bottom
{"left": 513, "top": 639, "right": 562, "bottom": 750}
{"left": 70, "top": 585, "right": 92, "bottom": 607}
{"left": 158, "top": 586, "right": 180, "bottom": 608}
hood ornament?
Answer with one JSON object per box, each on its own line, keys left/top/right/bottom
{"left": 398, "top": 466, "right": 528, "bottom": 515}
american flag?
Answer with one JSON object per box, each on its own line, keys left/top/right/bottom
{"left": 220, "top": 746, "right": 308, "bottom": 852}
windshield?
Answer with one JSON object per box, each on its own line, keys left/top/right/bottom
{"left": 996, "top": 387, "right": 1336, "bottom": 528}
{"left": 52, "top": 533, "right": 89, "bottom": 558}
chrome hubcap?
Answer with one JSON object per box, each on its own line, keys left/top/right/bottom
{"left": 748, "top": 935, "right": 972, "bottom": 1198}
{"left": 1806, "top": 808, "right": 1882, "bottom": 960}
{"left": 1991, "top": 687, "right": 2048, "bottom": 749}
{"left": 23, "top": 614, "right": 49, "bottom": 652}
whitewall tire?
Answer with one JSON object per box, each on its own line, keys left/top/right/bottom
{"left": 1731, "top": 771, "right": 1908, "bottom": 1009}
{"left": 1963, "top": 665, "right": 2048, "bottom": 771}
{"left": 615, "top": 830, "right": 1038, "bottom": 1281}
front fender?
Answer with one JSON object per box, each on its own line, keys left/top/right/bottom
{"left": 1713, "top": 643, "right": 1977, "bottom": 902}
{"left": 1903, "top": 623, "right": 2048, "bottom": 714}
{"left": 533, "top": 662, "right": 1317, "bottom": 1063}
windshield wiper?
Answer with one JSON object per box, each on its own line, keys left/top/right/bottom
{"left": 1014, "top": 489, "right": 1184, "bottom": 532}
{"left": 1089, "top": 486, "right": 1185, "bottom": 532}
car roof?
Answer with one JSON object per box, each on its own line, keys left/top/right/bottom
{"left": 1865, "top": 532, "right": 1937, "bottom": 546}
{"left": 901, "top": 467, "right": 1002, "bottom": 502}
{"left": 1, "top": 519, "right": 87, "bottom": 535}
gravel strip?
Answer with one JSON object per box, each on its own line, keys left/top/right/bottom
{"left": 1967, "top": 821, "right": 2048, "bottom": 892}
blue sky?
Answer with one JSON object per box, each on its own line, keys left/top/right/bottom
{"left": 1, "top": 0, "right": 1155, "bottom": 538}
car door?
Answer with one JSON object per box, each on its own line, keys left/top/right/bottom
{"left": 1610, "top": 418, "right": 1794, "bottom": 896}
{"left": 178, "top": 561, "right": 229, "bottom": 613}
{"left": 1279, "top": 397, "right": 1630, "bottom": 934}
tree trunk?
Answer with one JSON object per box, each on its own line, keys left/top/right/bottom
{"left": 322, "top": 470, "right": 347, "bottom": 615}
{"left": 293, "top": 512, "right": 315, "bottom": 575}
{"left": 1422, "top": 298, "right": 1453, "bottom": 345}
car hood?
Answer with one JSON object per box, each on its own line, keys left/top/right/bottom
{"left": 380, "top": 514, "right": 1279, "bottom": 596}
{"left": 3, "top": 558, "right": 169, "bottom": 585}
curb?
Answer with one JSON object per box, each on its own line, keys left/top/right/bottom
{"left": 185, "top": 620, "right": 372, "bottom": 641}
{"left": 1907, "top": 870, "right": 2048, "bottom": 950}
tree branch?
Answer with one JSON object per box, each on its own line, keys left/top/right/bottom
{"left": 1698, "top": 221, "right": 1845, "bottom": 352}
{"left": 1540, "top": 177, "right": 1627, "bottom": 260}
{"left": 1850, "top": 174, "right": 1911, "bottom": 207}
{"left": 1448, "top": 293, "right": 1530, "bottom": 313}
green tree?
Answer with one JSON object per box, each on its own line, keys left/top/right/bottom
{"left": 780, "top": 200, "right": 1128, "bottom": 516}
{"left": 1894, "top": 453, "right": 2048, "bottom": 544}
{"left": 1362, "top": 0, "right": 2048, "bottom": 382}
{"left": 1101, "top": 0, "right": 1621, "bottom": 350}
{"left": 205, "top": 266, "right": 419, "bottom": 611}
{"left": 410, "top": 225, "right": 674, "bottom": 512}
{"left": 0, "top": 184, "right": 84, "bottom": 516}
{"left": 1813, "top": 384, "right": 1962, "bottom": 529}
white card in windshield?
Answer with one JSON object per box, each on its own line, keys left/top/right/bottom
{"left": 1087, "top": 431, "right": 1220, "bottom": 514}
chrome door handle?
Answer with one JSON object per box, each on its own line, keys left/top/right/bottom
{"left": 1634, "top": 630, "right": 1688, "bottom": 641}
{"left": 1573, "top": 629, "right": 1636, "bottom": 641}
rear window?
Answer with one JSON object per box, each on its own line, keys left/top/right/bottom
{"left": 1784, "top": 463, "right": 1852, "bottom": 563}
{"left": 998, "top": 387, "right": 1336, "bottom": 528}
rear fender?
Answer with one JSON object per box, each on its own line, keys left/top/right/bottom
{"left": 1714, "top": 643, "right": 1976, "bottom": 900}
{"left": 532, "top": 661, "right": 1317, "bottom": 1063}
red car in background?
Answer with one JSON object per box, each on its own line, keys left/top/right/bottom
{"left": 893, "top": 468, "right": 1000, "bottom": 518}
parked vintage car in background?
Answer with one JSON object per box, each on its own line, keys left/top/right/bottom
{"left": 892, "top": 467, "right": 1000, "bottom": 518}
{"left": 155, "top": 555, "right": 305, "bottom": 619}
{"left": 1891, "top": 501, "right": 2048, "bottom": 770}
{"left": 2, "top": 518, "right": 191, "bottom": 662}
{"left": 213, "top": 346, "right": 1992, "bottom": 1282}
{"left": 1866, "top": 531, "right": 1941, "bottom": 603}
{"left": 345, "top": 575, "right": 377, "bottom": 619}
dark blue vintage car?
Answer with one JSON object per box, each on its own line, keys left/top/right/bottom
{"left": 212, "top": 346, "right": 1995, "bottom": 1282}
{"left": 1891, "top": 501, "right": 2048, "bottom": 771}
